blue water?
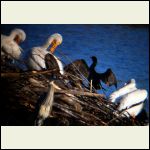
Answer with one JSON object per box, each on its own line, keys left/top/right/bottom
{"left": 1, "top": 24, "right": 149, "bottom": 114}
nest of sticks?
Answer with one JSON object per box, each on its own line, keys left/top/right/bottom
{"left": 1, "top": 59, "right": 148, "bottom": 126}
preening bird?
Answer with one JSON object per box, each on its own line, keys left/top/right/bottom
{"left": 117, "top": 89, "right": 148, "bottom": 111}
{"left": 109, "top": 79, "right": 137, "bottom": 103}
{"left": 27, "top": 33, "right": 64, "bottom": 75}
{"left": 1, "top": 28, "right": 26, "bottom": 61}
{"left": 88, "top": 56, "right": 117, "bottom": 90}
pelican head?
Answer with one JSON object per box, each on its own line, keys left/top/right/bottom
{"left": 124, "top": 78, "right": 136, "bottom": 86}
{"left": 128, "top": 78, "right": 136, "bottom": 84}
{"left": 10, "top": 29, "right": 26, "bottom": 44}
{"left": 47, "top": 33, "right": 63, "bottom": 53}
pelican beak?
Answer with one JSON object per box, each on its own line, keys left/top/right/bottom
{"left": 50, "top": 41, "right": 60, "bottom": 53}
{"left": 14, "top": 35, "right": 21, "bottom": 44}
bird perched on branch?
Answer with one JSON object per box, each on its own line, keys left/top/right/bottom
{"left": 27, "top": 33, "right": 64, "bottom": 75}
{"left": 64, "top": 56, "right": 117, "bottom": 91}
{"left": 88, "top": 56, "right": 117, "bottom": 90}
{"left": 1, "top": 28, "right": 26, "bottom": 61}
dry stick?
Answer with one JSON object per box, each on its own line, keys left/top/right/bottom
{"left": 1, "top": 68, "right": 59, "bottom": 78}
{"left": 55, "top": 89, "right": 105, "bottom": 98}
{"left": 31, "top": 80, "right": 118, "bottom": 123}
{"left": 53, "top": 111, "right": 88, "bottom": 125}
{"left": 106, "top": 111, "right": 132, "bottom": 125}
{"left": 31, "top": 84, "right": 105, "bottom": 99}
{"left": 71, "top": 96, "right": 106, "bottom": 115}
{"left": 55, "top": 92, "right": 108, "bottom": 119}
{"left": 54, "top": 94, "right": 107, "bottom": 125}
{"left": 84, "top": 113, "right": 107, "bottom": 125}
{"left": 90, "top": 80, "right": 93, "bottom": 93}
{"left": 54, "top": 103, "right": 93, "bottom": 125}
{"left": 67, "top": 103, "right": 106, "bottom": 125}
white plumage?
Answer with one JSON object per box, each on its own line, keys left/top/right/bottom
{"left": 35, "top": 81, "right": 55, "bottom": 126}
{"left": 117, "top": 89, "right": 148, "bottom": 111}
{"left": 121, "top": 103, "right": 144, "bottom": 118}
{"left": 1, "top": 34, "right": 7, "bottom": 41}
{"left": 27, "top": 33, "right": 64, "bottom": 75}
{"left": 1, "top": 29, "right": 26, "bottom": 60}
{"left": 109, "top": 79, "right": 137, "bottom": 103}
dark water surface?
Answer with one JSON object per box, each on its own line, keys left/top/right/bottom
{"left": 1, "top": 24, "right": 149, "bottom": 114}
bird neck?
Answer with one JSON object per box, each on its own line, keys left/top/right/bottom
{"left": 90, "top": 60, "right": 97, "bottom": 70}
{"left": 45, "top": 83, "right": 55, "bottom": 106}
{"left": 42, "top": 38, "right": 53, "bottom": 49}
{"left": 9, "top": 32, "right": 18, "bottom": 40}
{"left": 42, "top": 42, "right": 50, "bottom": 50}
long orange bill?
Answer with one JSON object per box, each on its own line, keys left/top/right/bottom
{"left": 14, "top": 35, "right": 21, "bottom": 44}
{"left": 50, "top": 43, "right": 58, "bottom": 53}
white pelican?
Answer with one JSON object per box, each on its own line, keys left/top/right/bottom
{"left": 121, "top": 103, "right": 144, "bottom": 118}
{"left": 117, "top": 89, "right": 148, "bottom": 111}
{"left": 109, "top": 79, "right": 137, "bottom": 103}
{"left": 27, "top": 33, "right": 64, "bottom": 75}
{"left": 1, "top": 29, "right": 26, "bottom": 60}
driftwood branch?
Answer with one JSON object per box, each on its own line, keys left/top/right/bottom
{"left": 1, "top": 56, "right": 147, "bottom": 126}
{"left": 28, "top": 78, "right": 106, "bottom": 98}
{"left": 55, "top": 89, "right": 106, "bottom": 98}
{"left": 1, "top": 69, "right": 59, "bottom": 78}
{"left": 33, "top": 86, "right": 105, "bottom": 98}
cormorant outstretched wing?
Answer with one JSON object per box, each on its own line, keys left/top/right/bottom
{"left": 64, "top": 59, "right": 89, "bottom": 78}
{"left": 64, "top": 59, "right": 117, "bottom": 90}
{"left": 98, "top": 68, "right": 117, "bottom": 89}
{"left": 64, "top": 59, "right": 90, "bottom": 89}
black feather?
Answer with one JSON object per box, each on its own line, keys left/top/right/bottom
{"left": 45, "top": 53, "right": 59, "bottom": 70}
{"left": 88, "top": 56, "right": 117, "bottom": 90}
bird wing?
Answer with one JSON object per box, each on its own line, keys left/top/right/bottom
{"left": 1, "top": 40, "right": 22, "bottom": 60}
{"left": 64, "top": 59, "right": 89, "bottom": 78}
{"left": 45, "top": 53, "right": 59, "bottom": 70}
{"left": 30, "top": 47, "right": 48, "bottom": 69}
{"left": 1, "top": 34, "right": 7, "bottom": 41}
{"left": 99, "top": 69, "right": 117, "bottom": 89}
